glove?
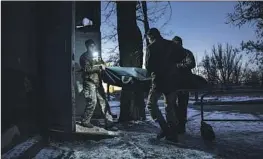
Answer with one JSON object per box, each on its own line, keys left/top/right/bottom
{"left": 151, "top": 72, "right": 156, "bottom": 78}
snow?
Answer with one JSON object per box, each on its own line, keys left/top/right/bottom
{"left": 76, "top": 124, "right": 121, "bottom": 136}
{"left": 33, "top": 148, "right": 62, "bottom": 159}
{"left": 33, "top": 96, "right": 263, "bottom": 159}
{"left": 2, "top": 136, "right": 41, "bottom": 159}
{"left": 201, "top": 96, "right": 263, "bottom": 102}
{"left": 34, "top": 128, "right": 217, "bottom": 159}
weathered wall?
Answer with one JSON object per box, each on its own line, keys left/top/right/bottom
{"left": 1, "top": 2, "right": 75, "bottom": 134}
{"left": 1, "top": 2, "right": 39, "bottom": 132}
{"left": 1, "top": 1, "right": 101, "bottom": 135}
{"left": 36, "top": 2, "right": 75, "bottom": 132}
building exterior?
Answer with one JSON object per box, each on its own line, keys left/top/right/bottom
{"left": 1, "top": 1, "right": 102, "bottom": 150}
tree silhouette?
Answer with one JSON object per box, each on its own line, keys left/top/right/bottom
{"left": 227, "top": 1, "right": 263, "bottom": 65}
{"left": 116, "top": 1, "right": 145, "bottom": 121}
{"left": 200, "top": 43, "right": 244, "bottom": 85}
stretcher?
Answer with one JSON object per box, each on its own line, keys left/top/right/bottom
{"left": 102, "top": 67, "right": 263, "bottom": 141}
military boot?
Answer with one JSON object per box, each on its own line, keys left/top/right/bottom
{"left": 165, "top": 124, "right": 178, "bottom": 143}
{"left": 156, "top": 130, "right": 165, "bottom": 139}
{"left": 105, "top": 120, "right": 118, "bottom": 131}
{"left": 81, "top": 121, "right": 94, "bottom": 128}
{"left": 165, "top": 131, "right": 178, "bottom": 142}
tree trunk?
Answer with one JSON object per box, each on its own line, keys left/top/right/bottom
{"left": 116, "top": 1, "right": 145, "bottom": 122}
{"left": 141, "top": 1, "right": 150, "bottom": 46}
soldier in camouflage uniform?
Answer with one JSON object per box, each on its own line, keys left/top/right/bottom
{"left": 145, "top": 28, "right": 187, "bottom": 142}
{"left": 172, "top": 36, "right": 196, "bottom": 134}
{"left": 79, "top": 39, "right": 117, "bottom": 131}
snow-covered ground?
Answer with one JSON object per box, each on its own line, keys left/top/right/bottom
{"left": 2, "top": 136, "right": 42, "bottom": 159}
{"left": 199, "top": 96, "right": 263, "bottom": 102}
{"left": 32, "top": 97, "right": 263, "bottom": 159}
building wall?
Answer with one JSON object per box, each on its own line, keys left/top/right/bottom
{"left": 1, "top": 2, "right": 39, "bottom": 132}
{"left": 1, "top": 1, "right": 75, "bottom": 134}
{"left": 2, "top": 2, "right": 38, "bottom": 74}
{"left": 1, "top": 1, "right": 102, "bottom": 135}
{"left": 36, "top": 2, "right": 75, "bottom": 132}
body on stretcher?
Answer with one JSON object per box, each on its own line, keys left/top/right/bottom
{"left": 75, "top": 66, "right": 209, "bottom": 93}
{"left": 101, "top": 66, "right": 209, "bottom": 92}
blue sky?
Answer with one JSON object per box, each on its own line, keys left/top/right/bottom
{"left": 101, "top": 1, "right": 256, "bottom": 64}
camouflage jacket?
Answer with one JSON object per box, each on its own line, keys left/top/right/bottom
{"left": 176, "top": 48, "right": 196, "bottom": 74}
{"left": 79, "top": 51, "right": 103, "bottom": 86}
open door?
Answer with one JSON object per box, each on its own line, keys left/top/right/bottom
{"left": 74, "top": 1, "right": 103, "bottom": 124}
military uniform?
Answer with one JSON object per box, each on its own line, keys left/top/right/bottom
{"left": 146, "top": 73, "right": 171, "bottom": 137}
{"left": 145, "top": 36, "right": 186, "bottom": 140}
{"left": 175, "top": 48, "right": 196, "bottom": 133}
{"left": 79, "top": 51, "right": 113, "bottom": 128}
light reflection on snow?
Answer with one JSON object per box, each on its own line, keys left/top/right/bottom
{"left": 34, "top": 97, "right": 263, "bottom": 159}
{"left": 202, "top": 96, "right": 263, "bottom": 102}
{"left": 35, "top": 133, "right": 216, "bottom": 159}
{"left": 2, "top": 136, "right": 41, "bottom": 159}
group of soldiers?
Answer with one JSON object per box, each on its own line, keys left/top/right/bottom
{"left": 145, "top": 28, "right": 196, "bottom": 142}
{"left": 78, "top": 28, "right": 196, "bottom": 142}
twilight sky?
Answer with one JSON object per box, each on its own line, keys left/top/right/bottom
{"left": 101, "top": 1, "right": 257, "bottom": 65}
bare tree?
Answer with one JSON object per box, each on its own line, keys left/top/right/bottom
{"left": 136, "top": 2, "right": 172, "bottom": 44}
{"left": 105, "top": 53, "right": 120, "bottom": 66}
{"left": 201, "top": 54, "right": 218, "bottom": 85}
{"left": 259, "top": 65, "right": 263, "bottom": 87}
{"left": 227, "top": 1, "right": 263, "bottom": 65}
{"left": 241, "top": 64, "right": 251, "bottom": 85}
{"left": 212, "top": 44, "right": 242, "bottom": 84}
{"left": 201, "top": 43, "right": 243, "bottom": 85}
{"left": 232, "top": 55, "right": 243, "bottom": 85}
{"left": 116, "top": 1, "right": 145, "bottom": 121}
{"left": 139, "top": 1, "right": 150, "bottom": 46}
{"left": 191, "top": 53, "right": 201, "bottom": 75}
{"left": 101, "top": 1, "right": 173, "bottom": 62}
{"left": 244, "top": 70, "right": 261, "bottom": 86}
{"left": 100, "top": 1, "right": 173, "bottom": 122}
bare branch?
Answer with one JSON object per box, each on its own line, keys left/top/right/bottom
{"left": 102, "top": 1, "right": 112, "bottom": 11}
{"left": 159, "top": 2, "right": 172, "bottom": 30}
{"left": 102, "top": 2, "right": 116, "bottom": 24}
{"left": 227, "top": 2, "right": 263, "bottom": 65}
{"left": 108, "top": 45, "right": 119, "bottom": 54}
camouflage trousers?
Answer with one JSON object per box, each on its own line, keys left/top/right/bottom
{"left": 146, "top": 79, "right": 179, "bottom": 133}
{"left": 81, "top": 81, "right": 113, "bottom": 124}
{"left": 98, "top": 83, "right": 114, "bottom": 116}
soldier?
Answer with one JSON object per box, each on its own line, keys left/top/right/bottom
{"left": 172, "top": 36, "right": 196, "bottom": 134}
{"left": 79, "top": 39, "right": 117, "bottom": 131}
{"left": 145, "top": 28, "right": 186, "bottom": 142}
